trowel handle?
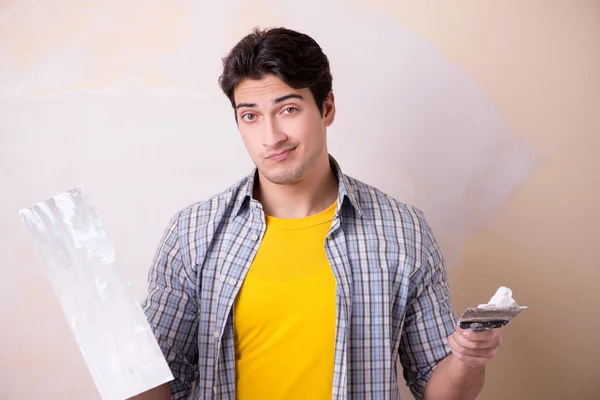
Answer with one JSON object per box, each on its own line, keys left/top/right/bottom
{"left": 459, "top": 320, "right": 509, "bottom": 331}
{"left": 467, "top": 323, "right": 489, "bottom": 331}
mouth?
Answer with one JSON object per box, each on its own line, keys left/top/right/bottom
{"left": 266, "top": 147, "right": 296, "bottom": 161}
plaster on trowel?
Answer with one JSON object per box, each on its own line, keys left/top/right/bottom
{"left": 458, "top": 286, "right": 527, "bottom": 331}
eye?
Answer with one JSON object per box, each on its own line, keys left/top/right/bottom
{"left": 282, "top": 107, "right": 298, "bottom": 114}
{"left": 241, "top": 113, "right": 257, "bottom": 122}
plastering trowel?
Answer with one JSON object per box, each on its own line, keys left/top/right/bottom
{"left": 458, "top": 286, "right": 528, "bottom": 331}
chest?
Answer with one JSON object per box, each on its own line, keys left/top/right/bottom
{"left": 196, "top": 214, "right": 413, "bottom": 338}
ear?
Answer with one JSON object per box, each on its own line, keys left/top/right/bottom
{"left": 322, "top": 91, "right": 336, "bottom": 127}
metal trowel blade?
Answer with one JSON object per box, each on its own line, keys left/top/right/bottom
{"left": 458, "top": 306, "right": 528, "bottom": 331}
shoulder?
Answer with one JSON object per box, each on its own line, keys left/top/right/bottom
{"left": 344, "top": 174, "right": 444, "bottom": 277}
{"left": 169, "top": 174, "right": 253, "bottom": 235}
{"left": 156, "top": 174, "right": 253, "bottom": 268}
{"left": 343, "top": 174, "right": 429, "bottom": 232}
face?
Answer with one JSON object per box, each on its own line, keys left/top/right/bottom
{"left": 233, "top": 74, "right": 335, "bottom": 185}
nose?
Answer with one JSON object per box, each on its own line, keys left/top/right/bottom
{"left": 262, "top": 115, "right": 287, "bottom": 148}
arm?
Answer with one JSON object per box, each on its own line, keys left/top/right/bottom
{"left": 425, "top": 327, "right": 502, "bottom": 400}
{"left": 398, "top": 214, "right": 458, "bottom": 400}
{"left": 399, "top": 212, "right": 502, "bottom": 400}
{"left": 137, "top": 213, "right": 200, "bottom": 400}
{"left": 425, "top": 354, "right": 484, "bottom": 399}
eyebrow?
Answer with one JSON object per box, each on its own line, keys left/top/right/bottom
{"left": 235, "top": 93, "right": 304, "bottom": 109}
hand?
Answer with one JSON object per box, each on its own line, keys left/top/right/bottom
{"left": 447, "top": 327, "right": 502, "bottom": 369}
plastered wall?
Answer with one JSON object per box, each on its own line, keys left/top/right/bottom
{"left": 1, "top": 1, "right": 598, "bottom": 399}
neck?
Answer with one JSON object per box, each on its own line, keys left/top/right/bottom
{"left": 254, "top": 155, "right": 339, "bottom": 218}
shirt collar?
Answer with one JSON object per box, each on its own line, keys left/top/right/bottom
{"left": 232, "top": 154, "right": 364, "bottom": 218}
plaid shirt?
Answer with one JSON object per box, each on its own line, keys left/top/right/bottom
{"left": 142, "top": 157, "right": 457, "bottom": 400}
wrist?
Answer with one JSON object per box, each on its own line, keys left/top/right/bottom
{"left": 449, "top": 353, "right": 486, "bottom": 377}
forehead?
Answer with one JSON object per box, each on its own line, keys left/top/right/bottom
{"left": 234, "top": 75, "right": 306, "bottom": 106}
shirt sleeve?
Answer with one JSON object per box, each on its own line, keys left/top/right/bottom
{"left": 142, "top": 213, "right": 199, "bottom": 400}
{"left": 399, "top": 213, "right": 458, "bottom": 400}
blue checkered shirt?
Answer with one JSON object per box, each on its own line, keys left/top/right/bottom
{"left": 142, "top": 157, "right": 457, "bottom": 400}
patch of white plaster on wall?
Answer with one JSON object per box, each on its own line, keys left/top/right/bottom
{"left": 1, "top": 0, "right": 535, "bottom": 270}
{"left": 251, "top": 0, "right": 536, "bottom": 268}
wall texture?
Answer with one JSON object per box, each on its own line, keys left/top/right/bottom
{"left": 1, "top": 1, "right": 598, "bottom": 399}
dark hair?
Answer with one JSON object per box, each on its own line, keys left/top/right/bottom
{"left": 218, "top": 27, "right": 333, "bottom": 116}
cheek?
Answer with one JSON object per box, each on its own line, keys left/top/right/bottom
{"left": 239, "top": 129, "right": 260, "bottom": 150}
{"left": 287, "top": 116, "right": 323, "bottom": 143}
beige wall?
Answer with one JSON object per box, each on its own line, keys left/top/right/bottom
{"left": 394, "top": 2, "right": 600, "bottom": 399}
{"left": 1, "top": 1, "right": 598, "bottom": 399}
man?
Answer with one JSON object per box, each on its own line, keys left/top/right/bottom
{"left": 135, "top": 27, "right": 502, "bottom": 400}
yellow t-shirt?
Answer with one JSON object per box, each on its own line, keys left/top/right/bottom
{"left": 234, "top": 201, "right": 337, "bottom": 399}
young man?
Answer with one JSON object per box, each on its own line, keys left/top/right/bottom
{"left": 136, "top": 27, "right": 502, "bottom": 400}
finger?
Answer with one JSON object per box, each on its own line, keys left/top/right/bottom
{"left": 461, "top": 328, "right": 502, "bottom": 343}
{"left": 452, "top": 344, "right": 499, "bottom": 358}
{"left": 448, "top": 334, "right": 499, "bottom": 358}
{"left": 451, "top": 332, "right": 501, "bottom": 351}
{"left": 460, "top": 327, "right": 495, "bottom": 341}
{"left": 455, "top": 326, "right": 468, "bottom": 336}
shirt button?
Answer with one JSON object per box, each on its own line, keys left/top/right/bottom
{"left": 250, "top": 233, "right": 258, "bottom": 241}
{"left": 213, "top": 331, "right": 219, "bottom": 338}
{"left": 250, "top": 202, "right": 256, "bottom": 208}
{"left": 213, "top": 386, "right": 217, "bottom": 394}
{"left": 229, "top": 278, "right": 237, "bottom": 286}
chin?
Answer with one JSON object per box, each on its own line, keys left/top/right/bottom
{"left": 260, "top": 167, "right": 304, "bottom": 185}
